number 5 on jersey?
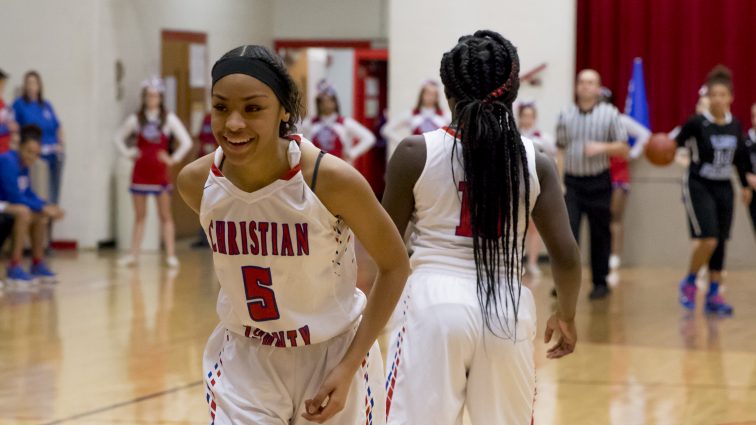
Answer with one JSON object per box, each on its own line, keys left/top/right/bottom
{"left": 241, "top": 266, "right": 281, "bottom": 322}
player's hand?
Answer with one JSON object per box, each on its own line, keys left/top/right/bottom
{"left": 544, "top": 314, "right": 576, "bottom": 359}
{"left": 158, "top": 150, "right": 174, "bottom": 166}
{"left": 747, "top": 173, "right": 756, "bottom": 191}
{"left": 301, "top": 361, "right": 355, "bottom": 423}
{"left": 674, "top": 149, "right": 690, "bottom": 167}
{"left": 742, "top": 188, "right": 753, "bottom": 206}
{"left": 583, "top": 141, "right": 605, "bottom": 157}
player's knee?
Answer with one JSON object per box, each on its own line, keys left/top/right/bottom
{"left": 699, "top": 238, "right": 718, "bottom": 250}
{"left": 15, "top": 206, "right": 32, "bottom": 222}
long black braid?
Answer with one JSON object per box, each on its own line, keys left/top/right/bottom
{"left": 440, "top": 30, "right": 530, "bottom": 336}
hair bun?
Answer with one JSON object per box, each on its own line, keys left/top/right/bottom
{"left": 707, "top": 64, "right": 732, "bottom": 85}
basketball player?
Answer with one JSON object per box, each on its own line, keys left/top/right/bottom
{"left": 516, "top": 101, "right": 556, "bottom": 277}
{"left": 381, "top": 30, "right": 581, "bottom": 425}
{"left": 114, "top": 77, "right": 192, "bottom": 268}
{"left": 381, "top": 80, "right": 450, "bottom": 147}
{"left": 177, "top": 45, "right": 409, "bottom": 425}
{"left": 745, "top": 102, "right": 756, "bottom": 232}
{"left": 301, "top": 81, "right": 376, "bottom": 164}
{"left": 676, "top": 66, "right": 756, "bottom": 316}
{"left": 0, "top": 125, "right": 65, "bottom": 283}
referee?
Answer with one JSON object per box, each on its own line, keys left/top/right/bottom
{"left": 556, "top": 69, "right": 629, "bottom": 299}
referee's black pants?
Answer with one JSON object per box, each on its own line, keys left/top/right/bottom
{"left": 564, "top": 171, "right": 612, "bottom": 289}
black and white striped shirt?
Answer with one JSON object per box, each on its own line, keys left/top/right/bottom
{"left": 556, "top": 102, "right": 628, "bottom": 176}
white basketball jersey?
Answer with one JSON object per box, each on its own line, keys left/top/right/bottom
{"left": 409, "top": 127, "right": 540, "bottom": 275}
{"left": 199, "top": 136, "right": 366, "bottom": 347}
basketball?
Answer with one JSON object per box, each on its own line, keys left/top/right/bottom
{"left": 644, "top": 133, "right": 676, "bottom": 166}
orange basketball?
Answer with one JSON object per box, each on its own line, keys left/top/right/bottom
{"left": 644, "top": 133, "right": 676, "bottom": 166}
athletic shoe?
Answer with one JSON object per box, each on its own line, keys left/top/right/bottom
{"left": 7, "top": 265, "right": 34, "bottom": 283}
{"left": 607, "top": 271, "right": 620, "bottom": 287}
{"left": 117, "top": 255, "right": 137, "bottom": 267}
{"left": 31, "top": 262, "right": 58, "bottom": 283}
{"left": 589, "top": 285, "right": 610, "bottom": 300}
{"left": 679, "top": 280, "right": 697, "bottom": 310}
{"left": 705, "top": 294, "right": 733, "bottom": 316}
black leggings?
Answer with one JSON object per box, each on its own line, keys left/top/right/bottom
{"left": 709, "top": 238, "right": 726, "bottom": 272}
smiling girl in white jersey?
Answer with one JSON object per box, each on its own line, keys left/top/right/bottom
{"left": 177, "top": 45, "right": 409, "bottom": 425}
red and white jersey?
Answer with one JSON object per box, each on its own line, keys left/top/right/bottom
{"left": 409, "top": 107, "right": 450, "bottom": 135}
{"left": 197, "top": 112, "right": 217, "bottom": 157}
{"left": 408, "top": 127, "right": 540, "bottom": 276}
{"left": 301, "top": 114, "right": 376, "bottom": 161}
{"left": 381, "top": 107, "right": 451, "bottom": 146}
{"left": 199, "top": 136, "right": 366, "bottom": 347}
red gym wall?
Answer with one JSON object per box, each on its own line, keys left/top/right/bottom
{"left": 576, "top": 0, "right": 756, "bottom": 132}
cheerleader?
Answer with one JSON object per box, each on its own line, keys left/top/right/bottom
{"left": 114, "top": 77, "right": 192, "bottom": 268}
{"left": 301, "top": 81, "right": 375, "bottom": 164}
{"left": 381, "top": 80, "right": 450, "bottom": 147}
{"left": 517, "top": 101, "right": 556, "bottom": 277}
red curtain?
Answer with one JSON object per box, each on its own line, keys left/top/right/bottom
{"left": 576, "top": 0, "right": 756, "bottom": 132}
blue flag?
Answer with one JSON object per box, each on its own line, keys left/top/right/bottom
{"left": 624, "top": 57, "right": 651, "bottom": 147}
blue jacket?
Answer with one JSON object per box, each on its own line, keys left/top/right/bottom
{"left": 0, "top": 150, "right": 46, "bottom": 212}
{"left": 12, "top": 97, "right": 60, "bottom": 148}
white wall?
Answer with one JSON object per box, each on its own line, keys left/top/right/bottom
{"left": 1, "top": 0, "right": 273, "bottom": 249}
{"left": 387, "top": 0, "right": 576, "bottom": 156}
{"left": 272, "top": 0, "right": 387, "bottom": 41}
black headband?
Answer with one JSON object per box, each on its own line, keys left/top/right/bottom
{"left": 211, "top": 57, "right": 288, "bottom": 105}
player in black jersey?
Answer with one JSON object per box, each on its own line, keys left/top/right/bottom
{"left": 745, "top": 103, "right": 756, "bottom": 232}
{"left": 675, "top": 66, "right": 756, "bottom": 316}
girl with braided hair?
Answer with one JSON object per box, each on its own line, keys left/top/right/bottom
{"left": 381, "top": 30, "right": 581, "bottom": 424}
